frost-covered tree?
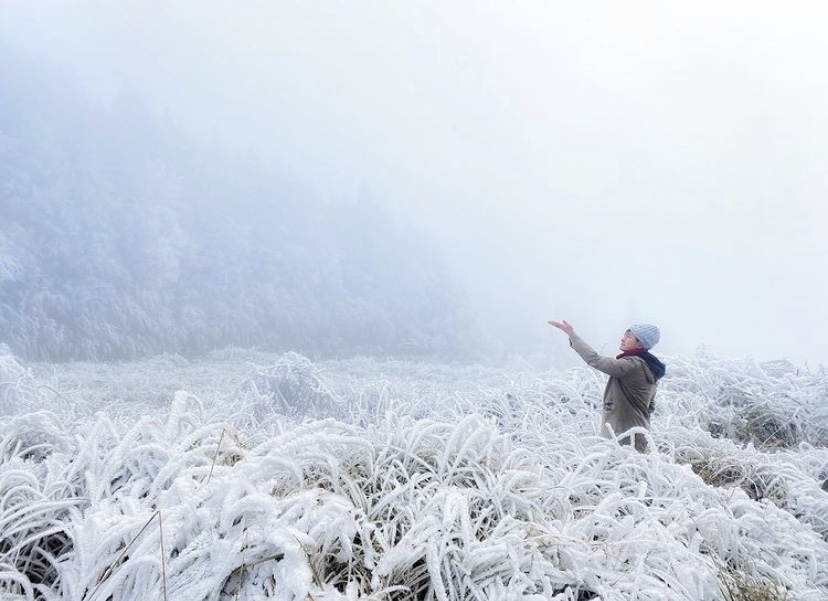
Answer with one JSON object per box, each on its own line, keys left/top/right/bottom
{"left": 0, "top": 43, "right": 475, "bottom": 361}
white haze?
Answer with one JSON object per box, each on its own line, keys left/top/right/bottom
{"left": 2, "top": 1, "right": 827, "bottom": 367}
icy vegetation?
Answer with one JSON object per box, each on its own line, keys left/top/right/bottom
{"left": 2, "top": 347, "right": 828, "bottom": 600}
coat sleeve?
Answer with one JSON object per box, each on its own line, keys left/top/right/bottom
{"left": 569, "top": 333, "right": 639, "bottom": 377}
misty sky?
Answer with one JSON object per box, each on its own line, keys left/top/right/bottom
{"left": 3, "top": 1, "right": 827, "bottom": 367}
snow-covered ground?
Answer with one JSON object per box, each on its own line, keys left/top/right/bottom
{"left": 1, "top": 347, "right": 827, "bottom": 600}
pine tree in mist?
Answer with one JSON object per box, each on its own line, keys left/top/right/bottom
{"left": 0, "top": 44, "right": 474, "bottom": 361}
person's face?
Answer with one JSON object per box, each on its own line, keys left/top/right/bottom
{"left": 620, "top": 329, "right": 643, "bottom": 352}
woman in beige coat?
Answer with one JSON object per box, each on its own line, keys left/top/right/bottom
{"left": 548, "top": 320, "right": 666, "bottom": 452}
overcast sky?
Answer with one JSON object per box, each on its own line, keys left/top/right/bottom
{"left": 3, "top": 1, "right": 828, "bottom": 367}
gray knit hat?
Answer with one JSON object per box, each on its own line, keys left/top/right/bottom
{"left": 630, "top": 323, "right": 660, "bottom": 350}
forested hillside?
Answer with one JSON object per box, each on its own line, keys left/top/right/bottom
{"left": 0, "top": 43, "right": 472, "bottom": 361}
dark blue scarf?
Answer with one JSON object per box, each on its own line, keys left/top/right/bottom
{"left": 617, "top": 348, "right": 667, "bottom": 380}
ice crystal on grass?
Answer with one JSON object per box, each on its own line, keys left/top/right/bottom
{"left": 2, "top": 349, "right": 828, "bottom": 600}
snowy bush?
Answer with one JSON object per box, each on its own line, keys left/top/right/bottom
{"left": 0, "top": 345, "right": 38, "bottom": 415}
{"left": 229, "top": 352, "right": 347, "bottom": 426}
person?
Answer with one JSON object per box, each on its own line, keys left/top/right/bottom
{"left": 548, "top": 320, "right": 666, "bottom": 452}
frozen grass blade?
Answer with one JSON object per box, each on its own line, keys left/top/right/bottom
{"left": 1, "top": 349, "right": 826, "bottom": 600}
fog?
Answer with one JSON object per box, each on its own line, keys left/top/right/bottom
{"left": 3, "top": 1, "right": 827, "bottom": 367}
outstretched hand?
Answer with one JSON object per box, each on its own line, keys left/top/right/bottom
{"left": 548, "top": 320, "right": 575, "bottom": 337}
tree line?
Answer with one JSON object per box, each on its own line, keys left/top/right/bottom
{"left": 0, "top": 42, "right": 473, "bottom": 361}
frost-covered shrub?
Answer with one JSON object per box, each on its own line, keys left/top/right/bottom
{"left": 0, "top": 412, "right": 81, "bottom": 598}
{"left": 0, "top": 411, "right": 75, "bottom": 463}
{"left": 659, "top": 355, "right": 828, "bottom": 449}
{"left": 0, "top": 345, "right": 30, "bottom": 415}
{"left": 229, "top": 352, "right": 346, "bottom": 424}
{"left": 670, "top": 433, "right": 828, "bottom": 544}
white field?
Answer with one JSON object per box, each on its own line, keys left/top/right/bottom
{"left": 1, "top": 347, "right": 827, "bottom": 600}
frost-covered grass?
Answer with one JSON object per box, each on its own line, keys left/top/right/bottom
{"left": 1, "top": 347, "right": 828, "bottom": 600}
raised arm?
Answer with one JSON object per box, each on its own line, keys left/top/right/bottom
{"left": 548, "top": 320, "right": 638, "bottom": 377}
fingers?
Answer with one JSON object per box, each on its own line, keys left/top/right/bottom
{"left": 547, "top": 320, "right": 574, "bottom": 335}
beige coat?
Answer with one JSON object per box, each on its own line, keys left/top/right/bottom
{"left": 569, "top": 333, "right": 658, "bottom": 452}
